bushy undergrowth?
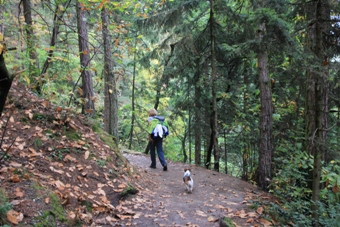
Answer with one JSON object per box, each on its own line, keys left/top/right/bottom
{"left": 269, "top": 151, "right": 340, "bottom": 226}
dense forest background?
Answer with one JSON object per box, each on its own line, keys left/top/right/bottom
{"left": 0, "top": 0, "right": 339, "bottom": 226}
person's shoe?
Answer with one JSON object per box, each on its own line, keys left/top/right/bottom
{"left": 163, "top": 166, "right": 167, "bottom": 171}
{"left": 149, "top": 165, "right": 156, "bottom": 169}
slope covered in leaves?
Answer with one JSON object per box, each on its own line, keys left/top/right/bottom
{"left": 0, "top": 81, "right": 148, "bottom": 226}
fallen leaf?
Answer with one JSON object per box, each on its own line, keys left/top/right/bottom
{"left": 84, "top": 151, "right": 90, "bottom": 159}
{"left": 226, "top": 207, "right": 233, "bottom": 213}
{"left": 259, "top": 218, "right": 273, "bottom": 226}
{"left": 50, "top": 166, "right": 64, "bottom": 174}
{"left": 10, "top": 200, "right": 24, "bottom": 206}
{"left": 7, "top": 210, "right": 24, "bottom": 224}
{"left": 11, "top": 175, "right": 20, "bottom": 183}
{"left": 207, "top": 216, "right": 219, "bottom": 222}
{"left": 10, "top": 162, "right": 22, "bottom": 168}
{"left": 196, "top": 210, "right": 207, "bottom": 217}
{"left": 247, "top": 212, "right": 258, "bottom": 218}
{"left": 0, "top": 167, "right": 8, "bottom": 173}
{"left": 15, "top": 187, "right": 24, "bottom": 198}
{"left": 246, "top": 218, "right": 254, "bottom": 223}
{"left": 257, "top": 206, "right": 264, "bottom": 214}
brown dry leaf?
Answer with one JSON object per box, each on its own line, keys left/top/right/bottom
{"left": 259, "top": 218, "right": 273, "bottom": 226}
{"left": 161, "top": 195, "right": 171, "bottom": 198}
{"left": 68, "top": 211, "right": 76, "bottom": 220}
{"left": 257, "top": 206, "right": 264, "bottom": 214}
{"left": 239, "top": 213, "right": 248, "bottom": 218}
{"left": 94, "top": 188, "right": 106, "bottom": 196}
{"left": 84, "top": 150, "right": 90, "bottom": 159}
{"left": 118, "top": 183, "right": 126, "bottom": 189}
{"left": 207, "top": 216, "right": 219, "bottom": 222}
{"left": 226, "top": 207, "right": 233, "bottom": 213}
{"left": 10, "top": 200, "right": 24, "bottom": 206}
{"left": 10, "top": 162, "right": 22, "bottom": 168}
{"left": 214, "top": 204, "right": 225, "bottom": 209}
{"left": 50, "top": 166, "right": 64, "bottom": 174}
{"left": 246, "top": 218, "right": 254, "bottom": 223}
{"left": 54, "top": 180, "right": 65, "bottom": 189}
{"left": 7, "top": 210, "right": 24, "bottom": 224}
{"left": 177, "top": 211, "right": 186, "bottom": 220}
{"left": 196, "top": 210, "right": 207, "bottom": 217}
{"left": 247, "top": 212, "right": 258, "bottom": 218}
{"left": 0, "top": 167, "right": 8, "bottom": 173}
{"left": 133, "top": 212, "right": 142, "bottom": 219}
{"left": 64, "top": 154, "right": 77, "bottom": 163}
{"left": 15, "top": 187, "right": 25, "bottom": 198}
{"left": 45, "top": 197, "right": 50, "bottom": 204}
{"left": 11, "top": 175, "right": 20, "bottom": 183}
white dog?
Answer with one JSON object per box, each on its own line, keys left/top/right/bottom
{"left": 183, "top": 168, "right": 194, "bottom": 193}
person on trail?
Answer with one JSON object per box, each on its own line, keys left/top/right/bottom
{"left": 147, "top": 108, "right": 168, "bottom": 171}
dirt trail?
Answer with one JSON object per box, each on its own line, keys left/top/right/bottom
{"left": 122, "top": 150, "right": 264, "bottom": 227}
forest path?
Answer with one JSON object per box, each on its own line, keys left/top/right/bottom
{"left": 121, "top": 150, "right": 267, "bottom": 227}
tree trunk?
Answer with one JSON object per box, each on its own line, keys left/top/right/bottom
{"left": 257, "top": 21, "right": 273, "bottom": 191}
{"left": 242, "top": 74, "right": 249, "bottom": 181}
{"left": 22, "top": 0, "right": 39, "bottom": 87}
{"left": 194, "top": 62, "right": 202, "bottom": 166}
{"left": 76, "top": 1, "right": 95, "bottom": 116}
{"left": 128, "top": 36, "right": 137, "bottom": 149}
{"left": 0, "top": 53, "right": 12, "bottom": 117}
{"left": 305, "top": 1, "right": 328, "bottom": 225}
{"left": 209, "top": 0, "right": 219, "bottom": 172}
{"left": 0, "top": 2, "right": 4, "bottom": 35}
{"left": 41, "top": 0, "right": 71, "bottom": 76}
{"left": 101, "top": 6, "right": 118, "bottom": 143}
{"left": 0, "top": 3, "right": 11, "bottom": 116}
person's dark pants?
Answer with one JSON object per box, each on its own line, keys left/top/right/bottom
{"left": 150, "top": 138, "right": 167, "bottom": 168}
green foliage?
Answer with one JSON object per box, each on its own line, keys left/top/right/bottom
{"left": 0, "top": 189, "right": 12, "bottom": 224}
{"left": 49, "top": 148, "right": 70, "bottom": 161}
{"left": 64, "top": 130, "right": 81, "bottom": 141}
{"left": 34, "top": 193, "right": 68, "bottom": 227}
{"left": 270, "top": 149, "right": 340, "bottom": 225}
{"left": 270, "top": 150, "right": 312, "bottom": 200}
{"left": 219, "top": 216, "right": 236, "bottom": 227}
{"left": 96, "top": 159, "right": 106, "bottom": 167}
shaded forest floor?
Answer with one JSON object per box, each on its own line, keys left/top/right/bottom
{"left": 0, "top": 82, "right": 276, "bottom": 227}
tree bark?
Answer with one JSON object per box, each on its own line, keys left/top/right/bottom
{"left": 209, "top": 0, "right": 220, "bottom": 172}
{"left": 257, "top": 21, "right": 273, "bottom": 191}
{"left": 0, "top": 53, "right": 11, "bottom": 117}
{"left": 101, "top": 6, "right": 118, "bottom": 143}
{"left": 305, "top": 1, "right": 329, "bottom": 225}
{"left": 194, "top": 58, "right": 202, "bottom": 166}
{"left": 128, "top": 35, "right": 137, "bottom": 149}
{"left": 76, "top": 1, "right": 95, "bottom": 116}
{"left": 22, "top": 0, "right": 39, "bottom": 86}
